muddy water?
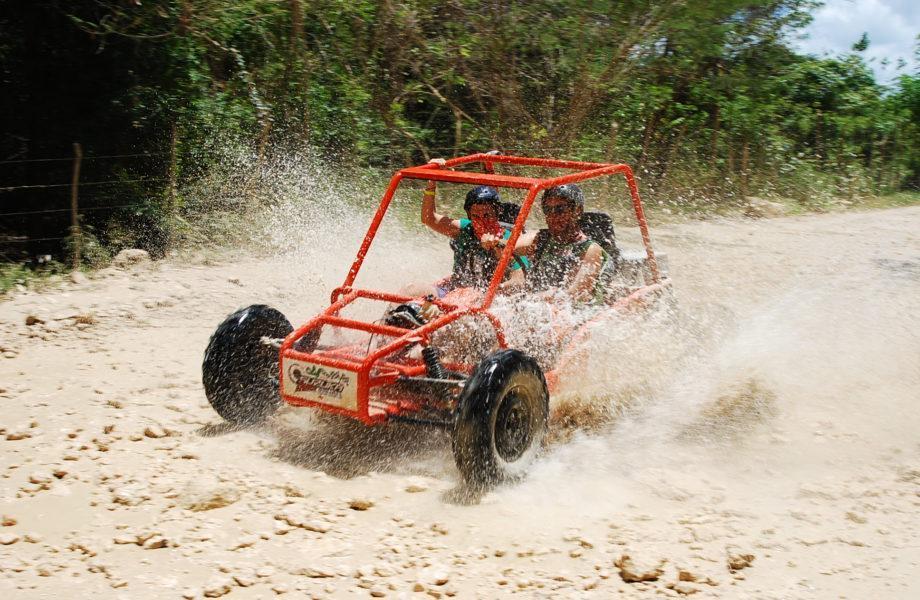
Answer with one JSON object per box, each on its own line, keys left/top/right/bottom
{"left": 1, "top": 199, "right": 917, "bottom": 599}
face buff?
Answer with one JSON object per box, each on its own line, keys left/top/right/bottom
{"left": 471, "top": 217, "right": 502, "bottom": 240}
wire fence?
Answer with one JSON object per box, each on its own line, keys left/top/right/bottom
{"left": 0, "top": 146, "right": 174, "bottom": 266}
{"left": 0, "top": 177, "right": 167, "bottom": 192}
{"left": 0, "top": 152, "right": 168, "bottom": 165}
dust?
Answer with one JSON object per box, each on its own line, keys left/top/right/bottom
{"left": 678, "top": 376, "right": 778, "bottom": 442}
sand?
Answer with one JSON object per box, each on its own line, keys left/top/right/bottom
{"left": 1, "top": 205, "right": 918, "bottom": 599}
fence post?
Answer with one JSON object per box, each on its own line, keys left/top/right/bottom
{"left": 70, "top": 142, "right": 83, "bottom": 270}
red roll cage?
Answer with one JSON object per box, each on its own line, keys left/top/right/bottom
{"left": 278, "top": 154, "right": 663, "bottom": 424}
{"left": 339, "top": 153, "right": 661, "bottom": 308}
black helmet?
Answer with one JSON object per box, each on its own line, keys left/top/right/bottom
{"left": 463, "top": 185, "right": 501, "bottom": 213}
{"left": 541, "top": 184, "right": 584, "bottom": 209}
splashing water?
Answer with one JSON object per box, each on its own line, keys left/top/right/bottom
{"left": 207, "top": 152, "right": 919, "bottom": 516}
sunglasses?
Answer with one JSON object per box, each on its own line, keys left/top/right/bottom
{"left": 542, "top": 203, "right": 573, "bottom": 216}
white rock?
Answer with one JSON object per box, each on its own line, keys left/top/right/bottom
{"left": 142, "top": 536, "right": 169, "bottom": 549}
{"left": 202, "top": 577, "right": 233, "bottom": 598}
{"left": 179, "top": 475, "right": 240, "bottom": 512}
{"left": 112, "top": 249, "right": 151, "bottom": 269}
{"left": 613, "top": 554, "right": 665, "bottom": 583}
{"left": 349, "top": 498, "right": 374, "bottom": 511}
{"left": 744, "top": 197, "right": 787, "bottom": 218}
{"left": 143, "top": 424, "right": 169, "bottom": 439}
{"left": 292, "top": 566, "right": 334, "bottom": 578}
{"left": 726, "top": 547, "right": 754, "bottom": 572}
{"left": 112, "top": 484, "right": 148, "bottom": 506}
{"left": 28, "top": 471, "right": 53, "bottom": 485}
{"left": 668, "top": 581, "right": 700, "bottom": 595}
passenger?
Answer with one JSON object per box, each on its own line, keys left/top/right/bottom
{"left": 513, "top": 184, "right": 611, "bottom": 305}
{"left": 421, "top": 165, "right": 527, "bottom": 297}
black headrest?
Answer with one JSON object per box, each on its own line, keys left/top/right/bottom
{"left": 579, "top": 212, "right": 618, "bottom": 257}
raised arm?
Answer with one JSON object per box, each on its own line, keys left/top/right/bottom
{"left": 420, "top": 159, "right": 461, "bottom": 238}
{"left": 513, "top": 231, "right": 540, "bottom": 257}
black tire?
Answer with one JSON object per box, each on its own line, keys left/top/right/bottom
{"left": 202, "top": 305, "right": 293, "bottom": 425}
{"left": 452, "top": 349, "right": 549, "bottom": 488}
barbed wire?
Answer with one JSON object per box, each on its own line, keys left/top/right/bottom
{"left": 0, "top": 152, "right": 169, "bottom": 165}
{"left": 1, "top": 236, "right": 70, "bottom": 243}
{"left": 0, "top": 177, "right": 167, "bottom": 192}
{"left": 0, "top": 202, "right": 152, "bottom": 218}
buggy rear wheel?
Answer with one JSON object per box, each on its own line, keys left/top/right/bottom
{"left": 202, "top": 304, "right": 292, "bottom": 425}
{"left": 452, "top": 349, "right": 548, "bottom": 489}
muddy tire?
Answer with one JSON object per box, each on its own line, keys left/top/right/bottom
{"left": 202, "top": 305, "right": 292, "bottom": 425}
{"left": 452, "top": 349, "right": 549, "bottom": 489}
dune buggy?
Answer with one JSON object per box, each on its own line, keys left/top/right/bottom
{"left": 202, "top": 154, "right": 669, "bottom": 488}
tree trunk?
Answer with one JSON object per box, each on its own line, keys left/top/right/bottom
{"left": 740, "top": 141, "right": 750, "bottom": 198}
{"left": 659, "top": 122, "right": 688, "bottom": 183}
{"left": 178, "top": 0, "right": 192, "bottom": 34}
{"left": 168, "top": 122, "right": 178, "bottom": 216}
{"left": 710, "top": 105, "right": 720, "bottom": 170}
{"left": 637, "top": 111, "right": 661, "bottom": 174}
{"left": 452, "top": 106, "right": 463, "bottom": 154}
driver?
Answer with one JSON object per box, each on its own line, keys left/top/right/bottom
{"left": 421, "top": 165, "right": 527, "bottom": 297}
{"left": 513, "top": 184, "right": 611, "bottom": 305}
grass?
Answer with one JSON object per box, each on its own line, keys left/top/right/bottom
{"left": 0, "top": 261, "right": 67, "bottom": 297}
{"left": 850, "top": 191, "right": 920, "bottom": 210}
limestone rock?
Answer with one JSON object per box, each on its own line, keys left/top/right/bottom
{"left": 349, "top": 498, "right": 374, "bottom": 511}
{"left": 179, "top": 475, "right": 240, "bottom": 511}
{"left": 667, "top": 581, "right": 700, "bottom": 595}
{"left": 113, "top": 249, "right": 151, "bottom": 269}
{"left": 292, "top": 567, "right": 334, "bottom": 578}
{"left": 678, "top": 569, "right": 697, "bottom": 582}
{"left": 144, "top": 424, "right": 169, "bottom": 439}
{"left": 726, "top": 547, "right": 755, "bottom": 572}
{"left": 744, "top": 197, "right": 787, "bottom": 219}
{"left": 233, "top": 573, "right": 256, "bottom": 587}
{"left": 202, "top": 577, "right": 233, "bottom": 598}
{"left": 112, "top": 484, "right": 149, "bottom": 506}
{"left": 29, "top": 471, "right": 53, "bottom": 485}
{"left": 613, "top": 554, "right": 666, "bottom": 583}
{"left": 142, "top": 535, "right": 169, "bottom": 549}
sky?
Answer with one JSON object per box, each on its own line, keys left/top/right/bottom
{"left": 792, "top": 0, "right": 919, "bottom": 84}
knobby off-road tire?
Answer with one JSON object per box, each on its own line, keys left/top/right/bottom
{"left": 202, "top": 305, "right": 293, "bottom": 426}
{"left": 452, "top": 349, "right": 549, "bottom": 489}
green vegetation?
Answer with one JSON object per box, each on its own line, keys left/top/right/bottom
{"left": 1, "top": 1, "right": 918, "bottom": 266}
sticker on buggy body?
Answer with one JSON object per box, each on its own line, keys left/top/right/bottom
{"left": 283, "top": 359, "right": 358, "bottom": 412}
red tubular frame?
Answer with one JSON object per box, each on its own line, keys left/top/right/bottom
{"left": 280, "top": 154, "right": 664, "bottom": 424}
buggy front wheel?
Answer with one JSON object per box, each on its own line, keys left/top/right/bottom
{"left": 452, "top": 349, "right": 549, "bottom": 489}
{"left": 202, "top": 304, "right": 292, "bottom": 426}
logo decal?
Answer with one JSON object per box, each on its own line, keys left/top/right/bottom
{"left": 283, "top": 359, "right": 358, "bottom": 411}
{"left": 288, "top": 363, "right": 348, "bottom": 399}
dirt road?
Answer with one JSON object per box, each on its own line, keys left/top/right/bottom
{"left": 1, "top": 206, "right": 918, "bottom": 599}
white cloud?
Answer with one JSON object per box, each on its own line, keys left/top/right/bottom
{"left": 792, "top": 0, "right": 919, "bottom": 84}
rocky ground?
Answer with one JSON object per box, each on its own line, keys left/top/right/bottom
{"left": 1, "top": 206, "right": 918, "bottom": 599}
